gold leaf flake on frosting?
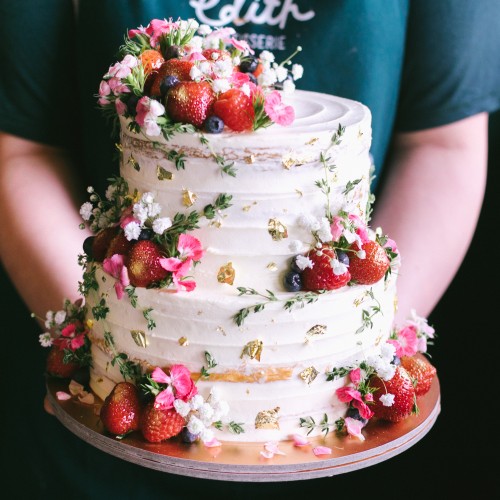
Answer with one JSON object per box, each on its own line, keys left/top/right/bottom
{"left": 216, "top": 326, "right": 226, "bottom": 336}
{"left": 305, "top": 324, "right": 327, "bottom": 343}
{"left": 244, "top": 155, "right": 255, "bottom": 164}
{"left": 306, "top": 137, "right": 319, "bottom": 145}
{"left": 130, "top": 330, "right": 148, "bottom": 348}
{"left": 268, "top": 218, "right": 288, "bottom": 241}
{"left": 295, "top": 189, "right": 303, "bottom": 197}
{"left": 217, "top": 262, "right": 235, "bottom": 285}
{"left": 358, "top": 128, "right": 364, "bottom": 139}
{"left": 266, "top": 262, "right": 278, "bottom": 271}
{"left": 255, "top": 407, "right": 280, "bottom": 429}
{"left": 157, "top": 165, "right": 174, "bottom": 180}
{"left": 242, "top": 201, "right": 257, "bottom": 212}
{"left": 241, "top": 340, "right": 264, "bottom": 361}
{"left": 178, "top": 337, "right": 189, "bottom": 347}
{"left": 282, "top": 153, "right": 312, "bottom": 169}
{"left": 182, "top": 189, "right": 197, "bottom": 207}
{"left": 299, "top": 366, "right": 319, "bottom": 384}
{"left": 128, "top": 154, "right": 140, "bottom": 171}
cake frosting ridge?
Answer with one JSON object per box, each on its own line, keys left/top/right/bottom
{"left": 39, "top": 18, "right": 437, "bottom": 450}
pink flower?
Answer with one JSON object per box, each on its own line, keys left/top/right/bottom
{"left": 128, "top": 25, "right": 148, "bottom": 39}
{"left": 103, "top": 254, "right": 130, "bottom": 300}
{"left": 55, "top": 322, "right": 86, "bottom": 351}
{"left": 336, "top": 386, "right": 362, "bottom": 403}
{"left": 135, "top": 96, "right": 165, "bottom": 136}
{"left": 155, "top": 385, "right": 175, "bottom": 410}
{"left": 56, "top": 391, "right": 72, "bottom": 401}
{"left": 260, "top": 441, "right": 286, "bottom": 458}
{"left": 151, "top": 365, "right": 198, "bottom": 405}
{"left": 349, "top": 368, "right": 362, "bottom": 385}
{"left": 115, "top": 98, "right": 127, "bottom": 116}
{"left": 231, "top": 71, "right": 251, "bottom": 88}
{"left": 291, "top": 434, "right": 310, "bottom": 447}
{"left": 349, "top": 214, "right": 369, "bottom": 243}
{"left": 312, "top": 446, "right": 332, "bottom": 456}
{"left": 344, "top": 417, "right": 365, "bottom": 441}
{"left": 384, "top": 237, "right": 398, "bottom": 255}
{"left": 330, "top": 215, "right": 345, "bottom": 241}
{"left": 178, "top": 233, "right": 204, "bottom": 261}
{"left": 388, "top": 325, "right": 419, "bottom": 357}
{"left": 99, "top": 80, "right": 110, "bottom": 97}
{"left": 108, "top": 54, "right": 138, "bottom": 79}
{"left": 264, "top": 90, "right": 295, "bottom": 126}
{"left": 352, "top": 399, "right": 374, "bottom": 420}
{"left": 146, "top": 19, "right": 179, "bottom": 47}
{"left": 108, "top": 77, "right": 130, "bottom": 96}
{"left": 229, "top": 38, "right": 255, "bottom": 55}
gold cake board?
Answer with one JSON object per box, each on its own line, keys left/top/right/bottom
{"left": 46, "top": 376, "right": 440, "bottom": 481}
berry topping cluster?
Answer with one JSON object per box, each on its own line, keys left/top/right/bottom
{"left": 98, "top": 18, "right": 303, "bottom": 135}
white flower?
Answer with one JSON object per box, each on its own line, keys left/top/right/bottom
{"left": 232, "top": 55, "right": 241, "bottom": 66}
{"left": 80, "top": 202, "right": 93, "bottom": 221}
{"left": 213, "top": 59, "right": 233, "bottom": 78}
{"left": 39, "top": 332, "right": 53, "bottom": 347}
{"left": 288, "top": 240, "right": 303, "bottom": 253}
{"left": 356, "top": 249, "right": 366, "bottom": 259}
{"left": 209, "top": 386, "right": 222, "bottom": 402}
{"left": 282, "top": 79, "right": 296, "bottom": 94}
{"left": 189, "top": 394, "right": 204, "bottom": 411}
{"left": 197, "top": 24, "right": 212, "bottom": 36}
{"left": 212, "top": 78, "right": 231, "bottom": 94}
{"left": 124, "top": 221, "right": 141, "bottom": 241}
{"left": 240, "top": 83, "right": 251, "bottom": 97}
{"left": 274, "top": 65, "right": 288, "bottom": 82}
{"left": 199, "top": 427, "right": 214, "bottom": 443}
{"left": 54, "top": 310, "right": 67, "bottom": 325}
{"left": 377, "top": 363, "right": 396, "bottom": 381}
{"left": 187, "top": 415, "right": 205, "bottom": 435}
{"left": 295, "top": 255, "right": 313, "bottom": 270}
{"left": 188, "top": 36, "right": 204, "bottom": 52}
{"left": 331, "top": 259, "right": 348, "bottom": 276}
{"left": 258, "top": 68, "right": 277, "bottom": 87}
{"left": 317, "top": 217, "right": 333, "bottom": 242}
{"left": 259, "top": 50, "right": 275, "bottom": 63}
{"left": 147, "top": 202, "right": 161, "bottom": 218}
{"left": 198, "top": 61, "right": 212, "bottom": 75}
{"left": 141, "top": 192, "right": 155, "bottom": 204}
{"left": 133, "top": 203, "right": 148, "bottom": 224}
{"left": 380, "top": 342, "right": 396, "bottom": 361}
{"left": 297, "top": 214, "right": 317, "bottom": 231}
{"left": 291, "top": 64, "right": 304, "bottom": 80}
{"left": 212, "top": 400, "right": 230, "bottom": 420}
{"left": 380, "top": 393, "right": 395, "bottom": 407}
{"left": 199, "top": 403, "right": 215, "bottom": 425}
{"left": 173, "top": 399, "right": 191, "bottom": 417}
{"left": 44, "top": 311, "right": 54, "bottom": 329}
{"left": 152, "top": 217, "right": 172, "bottom": 234}
{"left": 179, "top": 19, "right": 199, "bottom": 33}
{"left": 86, "top": 186, "right": 94, "bottom": 193}
{"left": 189, "top": 65, "right": 204, "bottom": 82}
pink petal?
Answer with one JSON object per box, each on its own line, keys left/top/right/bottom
{"left": 313, "top": 446, "right": 332, "bottom": 456}
{"left": 151, "top": 366, "right": 171, "bottom": 384}
{"left": 349, "top": 368, "right": 362, "bottom": 385}
{"left": 154, "top": 387, "right": 175, "bottom": 410}
{"left": 159, "top": 256, "right": 183, "bottom": 273}
{"left": 345, "top": 417, "right": 366, "bottom": 441}
{"left": 291, "top": 434, "right": 310, "bottom": 446}
{"left": 115, "top": 281, "right": 124, "bottom": 300}
{"left": 264, "top": 441, "right": 285, "bottom": 456}
{"left": 204, "top": 438, "right": 222, "bottom": 448}
{"left": 336, "top": 386, "right": 362, "bottom": 403}
{"left": 56, "top": 391, "right": 71, "bottom": 401}
{"left": 352, "top": 399, "right": 374, "bottom": 420}
{"left": 178, "top": 234, "right": 204, "bottom": 261}
{"left": 260, "top": 450, "right": 275, "bottom": 459}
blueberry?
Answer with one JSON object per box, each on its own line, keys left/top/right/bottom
{"left": 239, "top": 55, "right": 259, "bottom": 73}
{"left": 204, "top": 115, "right": 225, "bottom": 134}
{"left": 180, "top": 427, "right": 199, "bottom": 444}
{"left": 283, "top": 271, "right": 302, "bottom": 292}
{"left": 83, "top": 236, "right": 95, "bottom": 258}
{"left": 126, "top": 94, "right": 140, "bottom": 115}
{"left": 247, "top": 73, "right": 258, "bottom": 85}
{"left": 346, "top": 406, "right": 369, "bottom": 426}
{"left": 162, "top": 45, "right": 180, "bottom": 60}
{"left": 290, "top": 255, "right": 302, "bottom": 273}
{"left": 138, "top": 228, "right": 154, "bottom": 241}
{"left": 336, "top": 250, "right": 349, "bottom": 266}
{"left": 392, "top": 355, "right": 401, "bottom": 366}
{"left": 160, "top": 75, "right": 180, "bottom": 96}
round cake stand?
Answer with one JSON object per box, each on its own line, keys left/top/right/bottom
{"left": 46, "top": 377, "right": 440, "bottom": 482}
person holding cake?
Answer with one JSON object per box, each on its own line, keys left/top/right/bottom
{"left": 1, "top": 0, "right": 500, "bottom": 497}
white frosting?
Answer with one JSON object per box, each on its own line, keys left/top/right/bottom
{"left": 87, "top": 90, "right": 398, "bottom": 442}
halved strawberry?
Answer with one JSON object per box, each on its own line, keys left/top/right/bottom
{"left": 140, "top": 49, "right": 165, "bottom": 75}
{"left": 369, "top": 366, "right": 417, "bottom": 422}
{"left": 166, "top": 81, "right": 215, "bottom": 128}
{"left": 46, "top": 345, "right": 80, "bottom": 378}
{"left": 302, "top": 245, "right": 351, "bottom": 291}
{"left": 348, "top": 240, "right": 390, "bottom": 285}
{"left": 212, "top": 88, "right": 255, "bottom": 132}
{"left": 149, "top": 59, "right": 194, "bottom": 96}
{"left": 400, "top": 355, "right": 437, "bottom": 396}
{"left": 91, "top": 227, "right": 119, "bottom": 262}
{"left": 105, "top": 231, "right": 134, "bottom": 259}
{"left": 140, "top": 403, "right": 185, "bottom": 443}
{"left": 126, "top": 240, "right": 169, "bottom": 287}
{"left": 100, "top": 382, "right": 142, "bottom": 436}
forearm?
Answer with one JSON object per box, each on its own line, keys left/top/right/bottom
{"left": 373, "top": 113, "right": 488, "bottom": 323}
{"left": 0, "top": 133, "right": 91, "bottom": 320}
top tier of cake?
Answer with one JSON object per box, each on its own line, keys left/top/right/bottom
{"left": 119, "top": 89, "right": 372, "bottom": 292}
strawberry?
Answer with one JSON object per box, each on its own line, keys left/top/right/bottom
{"left": 140, "top": 402, "right": 185, "bottom": 443}
{"left": 212, "top": 88, "right": 255, "bottom": 132}
{"left": 369, "top": 366, "right": 417, "bottom": 422}
{"left": 149, "top": 59, "right": 194, "bottom": 96}
{"left": 91, "top": 227, "right": 119, "bottom": 262}
{"left": 302, "top": 245, "right": 351, "bottom": 291}
{"left": 100, "top": 382, "right": 142, "bottom": 436}
{"left": 105, "top": 231, "right": 134, "bottom": 259}
{"left": 348, "top": 240, "right": 390, "bottom": 285}
{"left": 46, "top": 345, "right": 80, "bottom": 378}
{"left": 166, "top": 81, "right": 215, "bottom": 128}
{"left": 140, "top": 49, "right": 164, "bottom": 75}
{"left": 126, "top": 240, "right": 169, "bottom": 287}
{"left": 400, "top": 355, "right": 437, "bottom": 396}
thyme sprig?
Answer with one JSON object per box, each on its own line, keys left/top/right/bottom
{"left": 299, "top": 414, "right": 340, "bottom": 437}
{"left": 200, "top": 351, "right": 218, "bottom": 379}
{"left": 199, "top": 135, "right": 237, "bottom": 177}
{"left": 233, "top": 287, "right": 279, "bottom": 326}
{"left": 355, "top": 288, "right": 382, "bottom": 334}
{"left": 104, "top": 331, "right": 142, "bottom": 382}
